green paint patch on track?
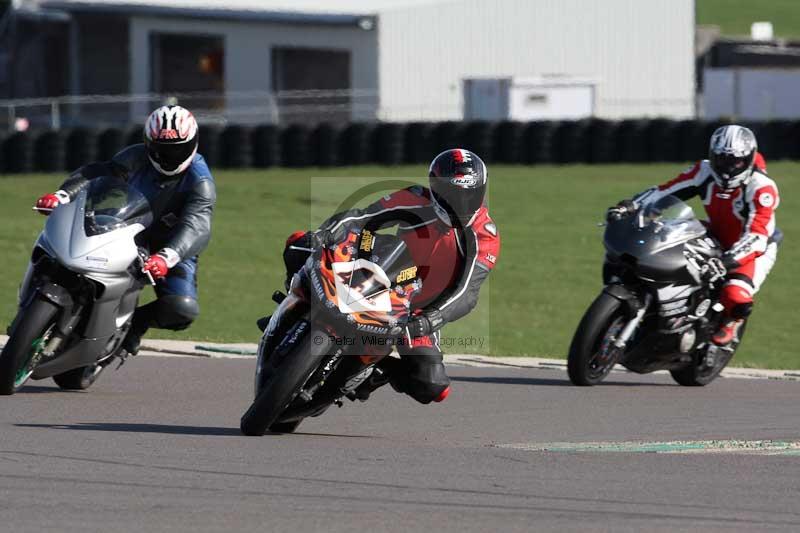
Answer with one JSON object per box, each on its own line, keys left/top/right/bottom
{"left": 195, "top": 345, "right": 257, "bottom": 356}
{"left": 498, "top": 440, "right": 800, "bottom": 455}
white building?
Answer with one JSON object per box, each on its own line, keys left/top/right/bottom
{"left": 6, "top": 0, "right": 695, "bottom": 124}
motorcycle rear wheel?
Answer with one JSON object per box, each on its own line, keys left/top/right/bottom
{"left": 670, "top": 322, "right": 745, "bottom": 386}
{"left": 240, "top": 328, "right": 328, "bottom": 436}
{"left": 568, "top": 293, "right": 627, "bottom": 386}
{"left": 0, "top": 298, "right": 59, "bottom": 395}
{"left": 53, "top": 364, "right": 104, "bottom": 390}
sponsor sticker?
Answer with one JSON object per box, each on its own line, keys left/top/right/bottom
{"left": 161, "top": 212, "right": 179, "bottom": 227}
{"left": 485, "top": 253, "right": 497, "bottom": 264}
{"left": 158, "top": 129, "right": 180, "bottom": 140}
{"left": 86, "top": 255, "right": 109, "bottom": 269}
{"left": 360, "top": 230, "right": 374, "bottom": 252}
{"left": 451, "top": 175, "right": 478, "bottom": 187}
{"left": 396, "top": 266, "right": 418, "bottom": 283}
{"left": 758, "top": 191, "right": 775, "bottom": 208}
{"left": 695, "top": 299, "right": 711, "bottom": 317}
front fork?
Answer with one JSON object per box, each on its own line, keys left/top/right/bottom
{"left": 613, "top": 293, "right": 652, "bottom": 349}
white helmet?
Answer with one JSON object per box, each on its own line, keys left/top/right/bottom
{"left": 144, "top": 105, "right": 199, "bottom": 176}
{"left": 708, "top": 125, "right": 757, "bottom": 190}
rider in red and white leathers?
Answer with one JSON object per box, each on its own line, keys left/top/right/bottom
{"left": 610, "top": 125, "right": 780, "bottom": 346}
{"left": 279, "top": 149, "right": 500, "bottom": 404}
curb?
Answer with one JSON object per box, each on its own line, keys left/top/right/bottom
{"left": 1, "top": 336, "right": 797, "bottom": 382}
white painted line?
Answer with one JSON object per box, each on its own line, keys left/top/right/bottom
{"left": 495, "top": 439, "right": 800, "bottom": 455}
{"left": 1, "top": 335, "right": 798, "bottom": 380}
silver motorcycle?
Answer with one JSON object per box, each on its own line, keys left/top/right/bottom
{"left": 0, "top": 175, "right": 154, "bottom": 394}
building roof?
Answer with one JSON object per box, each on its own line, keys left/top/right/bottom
{"left": 20, "top": 0, "right": 447, "bottom": 24}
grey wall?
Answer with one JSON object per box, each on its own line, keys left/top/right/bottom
{"left": 128, "top": 15, "right": 378, "bottom": 122}
{"left": 378, "top": 0, "right": 695, "bottom": 120}
{"left": 703, "top": 68, "right": 800, "bottom": 120}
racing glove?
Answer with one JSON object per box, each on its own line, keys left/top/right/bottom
{"left": 606, "top": 199, "right": 636, "bottom": 222}
{"left": 407, "top": 308, "right": 445, "bottom": 338}
{"left": 701, "top": 257, "right": 727, "bottom": 285}
{"left": 720, "top": 251, "right": 740, "bottom": 271}
{"left": 143, "top": 253, "right": 170, "bottom": 280}
{"left": 34, "top": 190, "right": 70, "bottom": 215}
{"left": 311, "top": 229, "right": 333, "bottom": 249}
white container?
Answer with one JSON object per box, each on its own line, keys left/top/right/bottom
{"left": 464, "top": 76, "right": 597, "bottom": 121}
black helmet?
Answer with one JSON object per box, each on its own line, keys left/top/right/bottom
{"left": 144, "top": 105, "right": 199, "bottom": 176}
{"left": 428, "top": 149, "right": 487, "bottom": 225}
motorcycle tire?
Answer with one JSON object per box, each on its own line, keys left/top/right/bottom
{"left": 0, "top": 298, "right": 58, "bottom": 395}
{"left": 240, "top": 328, "right": 328, "bottom": 436}
{"left": 53, "top": 364, "right": 104, "bottom": 391}
{"left": 269, "top": 420, "right": 303, "bottom": 434}
{"left": 568, "top": 292, "right": 626, "bottom": 386}
{"left": 670, "top": 322, "right": 746, "bottom": 387}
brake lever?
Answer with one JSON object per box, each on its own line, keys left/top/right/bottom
{"left": 136, "top": 249, "right": 157, "bottom": 286}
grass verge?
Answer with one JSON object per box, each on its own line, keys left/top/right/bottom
{"left": 0, "top": 163, "right": 796, "bottom": 368}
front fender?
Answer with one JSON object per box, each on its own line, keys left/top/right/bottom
{"left": 255, "top": 317, "right": 311, "bottom": 398}
{"left": 602, "top": 284, "right": 645, "bottom": 316}
{"left": 37, "top": 283, "right": 74, "bottom": 309}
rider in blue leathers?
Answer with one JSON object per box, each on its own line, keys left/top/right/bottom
{"left": 34, "top": 105, "right": 216, "bottom": 355}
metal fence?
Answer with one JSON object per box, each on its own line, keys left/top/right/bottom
{"left": 0, "top": 87, "right": 703, "bottom": 132}
{"left": 0, "top": 89, "right": 382, "bottom": 132}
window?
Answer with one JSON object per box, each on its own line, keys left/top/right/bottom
{"left": 151, "top": 33, "right": 225, "bottom": 108}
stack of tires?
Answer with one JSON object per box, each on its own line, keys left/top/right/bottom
{"left": 4, "top": 118, "right": 800, "bottom": 174}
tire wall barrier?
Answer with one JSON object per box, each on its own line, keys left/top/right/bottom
{"left": 2, "top": 119, "right": 799, "bottom": 174}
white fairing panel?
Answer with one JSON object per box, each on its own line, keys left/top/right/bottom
{"left": 42, "top": 192, "right": 144, "bottom": 275}
{"left": 332, "top": 259, "right": 392, "bottom": 314}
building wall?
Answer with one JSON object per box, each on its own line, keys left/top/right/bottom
{"left": 703, "top": 68, "right": 800, "bottom": 120}
{"left": 377, "top": 0, "right": 695, "bottom": 120}
{"left": 128, "top": 16, "right": 378, "bottom": 122}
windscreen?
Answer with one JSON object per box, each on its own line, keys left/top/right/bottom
{"left": 642, "top": 195, "right": 695, "bottom": 223}
{"left": 84, "top": 176, "right": 153, "bottom": 236}
{"left": 639, "top": 195, "right": 705, "bottom": 244}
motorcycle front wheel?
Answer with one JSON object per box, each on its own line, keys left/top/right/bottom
{"left": 567, "top": 292, "right": 627, "bottom": 386}
{"left": 240, "top": 327, "right": 329, "bottom": 436}
{"left": 0, "top": 298, "right": 59, "bottom": 395}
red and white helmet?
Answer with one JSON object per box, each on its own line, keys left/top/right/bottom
{"left": 144, "top": 105, "right": 199, "bottom": 176}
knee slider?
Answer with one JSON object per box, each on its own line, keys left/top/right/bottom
{"left": 729, "top": 302, "right": 753, "bottom": 320}
{"left": 283, "top": 231, "right": 313, "bottom": 288}
{"left": 154, "top": 295, "right": 200, "bottom": 330}
{"left": 401, "top": 360, "right": 451, "bottom": 404}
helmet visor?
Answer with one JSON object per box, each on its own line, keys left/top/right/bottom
{"left": 432, "top": 184, "right": 485, "bottom": 223}
{"left": 710, "top": 152, "right": 753, "bottom": 179}
{"left": 147, "top": 141, "right": 196, "bottom": 173}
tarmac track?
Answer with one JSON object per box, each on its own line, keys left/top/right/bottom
{"left": 0, "top": 355, "right": 799, "bottom": 532}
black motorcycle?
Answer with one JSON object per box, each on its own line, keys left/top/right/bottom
{"left": 568, "top": 195, "right": 743, "bottom": 387}
{"left": 240, "top": 228, "right": 422, "bottom": 435}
